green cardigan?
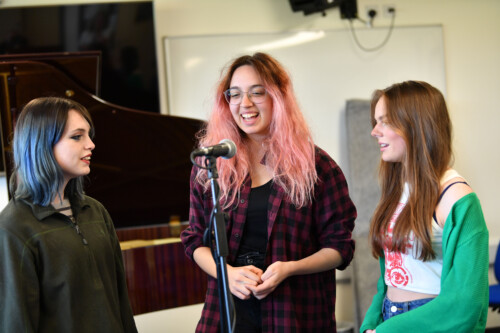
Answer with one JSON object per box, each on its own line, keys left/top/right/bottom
{"left": 360, "top": 193, "right": 489, "bottom": 333}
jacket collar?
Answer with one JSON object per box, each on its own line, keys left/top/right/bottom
{"left": 19, "top": 196, "right": 90, "bottom": 222}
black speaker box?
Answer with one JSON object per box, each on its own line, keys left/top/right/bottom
{"left": 289, "top": 0, "right": 341, "bottom": 15}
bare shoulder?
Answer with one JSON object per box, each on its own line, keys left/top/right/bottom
{"left": 436, "top": 177, "right": 473, "bottom": 227}
{"left": 441, "top": 176, "right": 473, "bottom": 201}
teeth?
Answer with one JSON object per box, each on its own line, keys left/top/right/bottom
{"left": 242, "top": 113, "right": 258, "bottom": 119}
{"left": 381, "top": 144, "right": 388, "bottom": 148}
{"left": 82, "top": 157, "right": 91, "bottom": 160}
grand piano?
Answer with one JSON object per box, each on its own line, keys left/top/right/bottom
{"left": 0, "top": 51, "right": 207, "bottom": 315}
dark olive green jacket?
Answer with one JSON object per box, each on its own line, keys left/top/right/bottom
{"left": 0, "top": 195, "right": 137, "bottom": 333}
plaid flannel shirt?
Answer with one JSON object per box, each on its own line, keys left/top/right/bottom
{"left": 181, "top": 146, "right": 356, "bottom": 332}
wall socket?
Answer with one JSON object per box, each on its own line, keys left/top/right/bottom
{"left": 365, "top": 4, "right": 395, "bottom": 20}
{"left": 365, "top": 5, "right": 379, "bottom": 19}
{"left": 383, "top": 4, "right": 396, "bottom": 17}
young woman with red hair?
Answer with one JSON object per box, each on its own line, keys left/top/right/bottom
{"left": 181, "top": 53, "right": 356, "bottom": 332}
{"left": 361, "top": 81, "right": 489, "bottom": 332}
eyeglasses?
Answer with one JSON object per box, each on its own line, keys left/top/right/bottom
{"left": 223, "top": 86, "right": 268, "bottom": 105}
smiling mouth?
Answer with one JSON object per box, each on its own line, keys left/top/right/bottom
{"left": 241, "top": 113, "right": 258, "bottom": 119}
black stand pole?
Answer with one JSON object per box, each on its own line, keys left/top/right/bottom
{"left": 205, "top": 156, "right": 235, "bottom": 333}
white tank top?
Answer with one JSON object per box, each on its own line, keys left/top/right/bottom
{"left": 383, "top": 169, "right": 463, "bottom": 294}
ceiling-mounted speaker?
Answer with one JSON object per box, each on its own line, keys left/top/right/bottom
{"left": 289, "top": 0, "right": 342, "bottom": 16}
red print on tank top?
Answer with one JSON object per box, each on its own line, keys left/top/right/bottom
{"left": 384, "top": 202, "right": 413, "bottom": 287}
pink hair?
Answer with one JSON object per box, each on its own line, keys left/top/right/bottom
{"left": 195, "top": 53, "right": 317, "bottom": 208}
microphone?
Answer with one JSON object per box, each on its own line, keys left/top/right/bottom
{"left": 191, "top": 139, "right": 237, "bottom": 159}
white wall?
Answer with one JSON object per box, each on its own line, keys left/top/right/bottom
{"left": 1, "top": 0, "right": 499, "bottom": 330}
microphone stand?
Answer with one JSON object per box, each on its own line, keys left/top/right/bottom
{"left": 205, "top": 156, "right": 235, "bottom": 333}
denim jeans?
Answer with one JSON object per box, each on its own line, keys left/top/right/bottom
{"left": 382, "top": 295, "right": 434, "bottom": 321}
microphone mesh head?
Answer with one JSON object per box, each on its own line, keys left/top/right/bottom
{"left": 219, "top": 139, "right": 237, "bottom": 159}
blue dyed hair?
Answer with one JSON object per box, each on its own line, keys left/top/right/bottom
{"left": 10, "top": 97, "right": 95, "bottom": 206}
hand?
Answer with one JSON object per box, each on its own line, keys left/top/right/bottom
{"left": 227, "top": 265, "right": 263, "bottom": 300}
{"left": 248, "top": 261, "right": 291, "bottom": 300}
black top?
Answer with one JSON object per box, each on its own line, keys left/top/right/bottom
{"left": 237, "top": 180, "right": 273, "bottom": 256}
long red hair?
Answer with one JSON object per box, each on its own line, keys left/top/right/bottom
{"left": 369, "top": 81, "right": 453, "bottom": 261}
{"left": 195, "top": 53, "right": 317, "bottom": 209}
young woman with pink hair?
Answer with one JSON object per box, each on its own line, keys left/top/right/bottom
{"left": 181, "top": 52, "right": 356, "bottom": 332}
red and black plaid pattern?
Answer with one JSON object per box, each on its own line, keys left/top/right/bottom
{"left": 181, "top": 146, "right": 356, "bottom": 332}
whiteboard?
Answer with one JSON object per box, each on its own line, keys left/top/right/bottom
{"left": 163, "top": 25, "right": 445, "bottom": 170}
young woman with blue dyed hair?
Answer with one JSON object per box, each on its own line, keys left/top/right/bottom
{"left": 0, "top": 97, "right": 137, "bottom": 332}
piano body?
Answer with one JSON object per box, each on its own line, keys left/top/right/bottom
{"left": 0, "top": 51, "right": 207, "bottom": 315}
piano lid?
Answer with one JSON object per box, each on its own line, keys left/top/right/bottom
{"left": 86, "top": 106, "right": 203, "bottom": 228}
